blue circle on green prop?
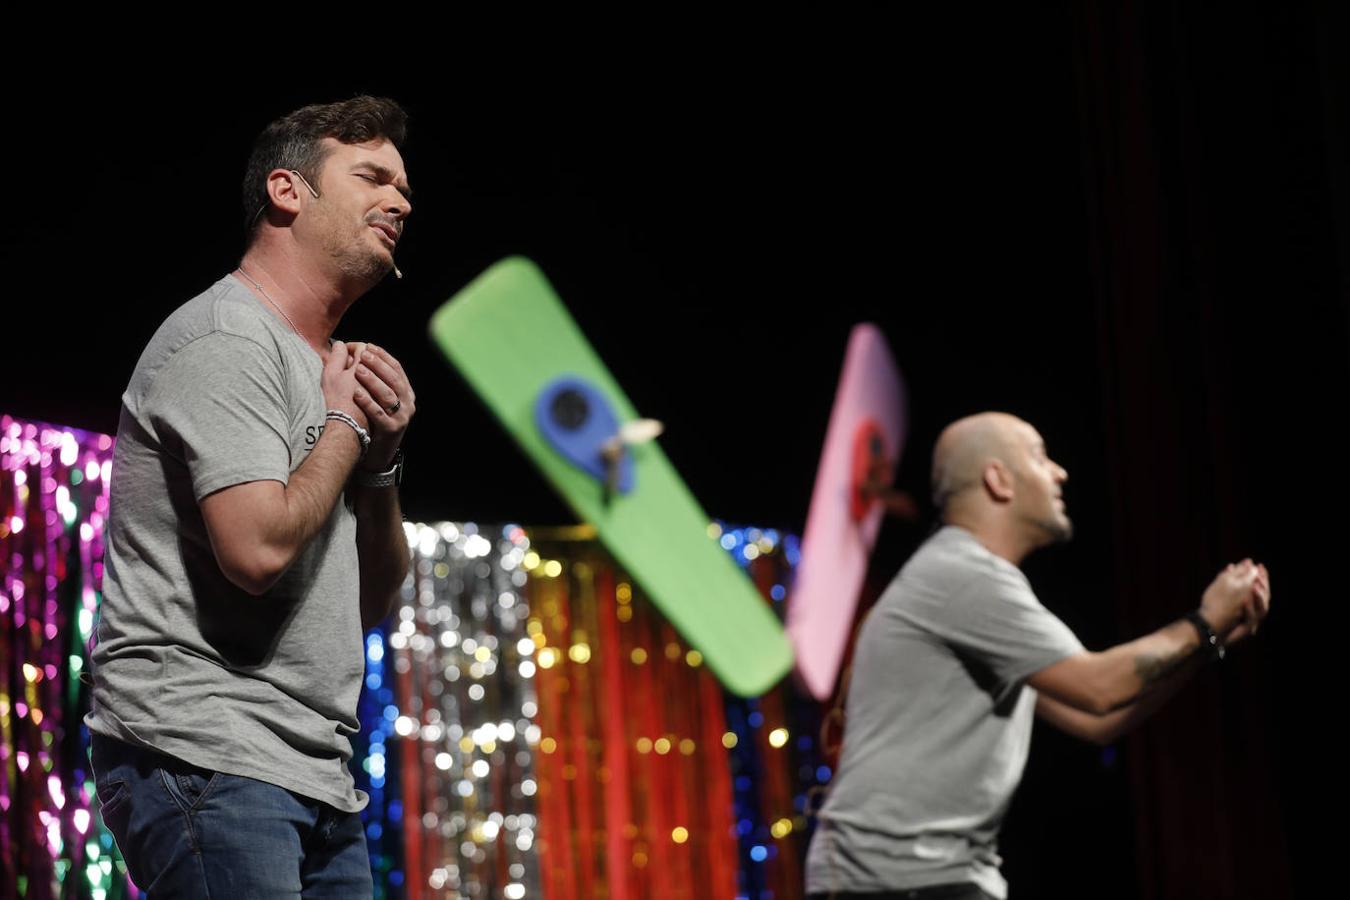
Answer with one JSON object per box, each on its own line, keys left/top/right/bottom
{"left": 535, "top": 376, "right": 635, "bottom": 493}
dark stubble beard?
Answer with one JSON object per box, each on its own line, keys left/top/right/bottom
{"left": 321, "top": 210, "right": 394, "bottom": 285}
{"left": 337, "top": 246, "right": 391, "bottom": 284}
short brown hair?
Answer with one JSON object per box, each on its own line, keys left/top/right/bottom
{"left": 242, "top": 96, "right": 408, "bottom": 241}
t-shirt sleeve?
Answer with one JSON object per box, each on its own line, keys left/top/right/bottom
{"left": 928, "top": 564, "right": 1086, "bottom": 685}
{"left": 146, "top": 333, "right": 293, "bottom": 500}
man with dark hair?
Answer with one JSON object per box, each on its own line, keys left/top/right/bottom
{"left": 241, "top": 96, "right": 410, "bottom": 244}
{"left": 805, "top": 412, "right": 1271, "bottom": 900}
{"left": 87, "top": 96, "right": 415, "bottom": 896}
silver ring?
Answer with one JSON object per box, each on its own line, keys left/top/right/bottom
{"left": 387, "top": 399, "right": 402, "bottom": 415}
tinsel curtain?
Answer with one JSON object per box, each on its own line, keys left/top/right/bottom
{"left": 3, "top": 411, "right": 830, "bottom": 900}
{"left": 1, "top": 415, "right": 130, "bottom": 900}
{"left": 381, "top": 522, "right": 543, "bottom": 900}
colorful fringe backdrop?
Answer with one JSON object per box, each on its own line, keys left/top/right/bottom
{"left": 517, "top": 524, "right": 826, "bottom": 900}
{"left": 378, "top": 522, "right": 543, "bottom": 900}
{"left": 525, "top": 527, "right": 739, "bottom": 900}
{"left": 0, "top": 414, "right": 130, "bottom": 900}
{"left": 2, "top": 411, "right": 830, "bottom": 900}
{"left": 712, "top": 524, "right": 824, "bottom": 900}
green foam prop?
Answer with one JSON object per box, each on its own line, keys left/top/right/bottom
{"left": 429, "top": 257, "right": 793, "bottom": 696}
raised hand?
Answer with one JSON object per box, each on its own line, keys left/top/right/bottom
{"left": 346, "top": 342, "right": 416, "bottom": 471}
{"left": 1199, "top": 560, "right": 1270, "bottom": 643}
{"left": 321, "top": 340, "right": 370, "bottom": 430}
{"left": 1224, "top": 562, "right": 1271, "bottom": 644}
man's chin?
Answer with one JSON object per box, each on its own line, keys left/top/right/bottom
{"left": 1036, "top": 516, "right": 1074, "bottom": 545}
{"left": 341, "top": 252, "right": 394, "bottom": 284}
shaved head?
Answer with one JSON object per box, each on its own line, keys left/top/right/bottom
{"left": 931, "top": 412, "right": 1026, "bottom": 512}
{"left": 931, "top": 411, "right": 1072, "bottom": 553}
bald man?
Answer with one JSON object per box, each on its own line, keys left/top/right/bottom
{"left": 804, "top": 413, "right": 1270, "bottom": 900}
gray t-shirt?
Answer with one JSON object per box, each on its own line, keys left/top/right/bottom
{"left": 805, "top": 526, "right": 1084, "bottom": 899}
{"left": 86, "top": 273, "right": 367, "bottom": 812}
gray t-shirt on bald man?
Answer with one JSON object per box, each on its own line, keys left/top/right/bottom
{"left": 805, "top": 525, "right": 1084, "bottom": 900}
{"left": 87, "top": 273, "right": 368, "bottom": 812}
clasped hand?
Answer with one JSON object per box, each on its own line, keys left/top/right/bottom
{"left": 320, "top": 339, "right": 416, "bottom": 472}
{"left": 1200, "top": 559, "right": 1272, "bottom": 645}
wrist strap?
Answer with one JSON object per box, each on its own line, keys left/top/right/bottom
{"left": 1185, "top": 610, "right": 1225, "bottom": 661}
{"left": 325, "top": 410, "right": 370, "bottom": 456}
{"left": 356, "top": 448, "right": 404, "bottom": 488}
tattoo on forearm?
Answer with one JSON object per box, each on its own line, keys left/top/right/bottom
{"left": 1134, "top": 648, "right": 1191, "bottom": 686}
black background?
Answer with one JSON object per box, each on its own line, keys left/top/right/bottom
{"left": 3, "top": 7, "right": 1343, "bottom": 897}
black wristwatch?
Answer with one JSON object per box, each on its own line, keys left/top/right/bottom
{"left": 355, "top": 448, "right": 404, "bottom": 488}
{"left": 1185, "top": 610, "right": 1225, "bottom": 661}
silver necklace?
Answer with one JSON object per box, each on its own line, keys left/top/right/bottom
{"left": 235, "top": 266, "right": 305, "bottom": 340}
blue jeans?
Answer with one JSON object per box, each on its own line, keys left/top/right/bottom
{"left": 90, "top": 733, "right": 373, "bottom": 898}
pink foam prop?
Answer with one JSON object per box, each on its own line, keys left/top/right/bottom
{"left": 786, "top": 324, "right": 906, "bottom": 700}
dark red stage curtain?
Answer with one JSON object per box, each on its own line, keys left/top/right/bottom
{"left": 1071, "top": 3, "right": 1348, "bottom": 897}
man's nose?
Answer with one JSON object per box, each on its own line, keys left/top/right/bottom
{"left": 386, "top": 189, "right": 411, "bottom": 220}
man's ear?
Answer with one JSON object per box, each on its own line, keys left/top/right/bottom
{"left": 983, "top": 459, "right": 1015, "bottom": 503}
{"left": 264, "top": 169, "right": 306, "bottom": 219}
